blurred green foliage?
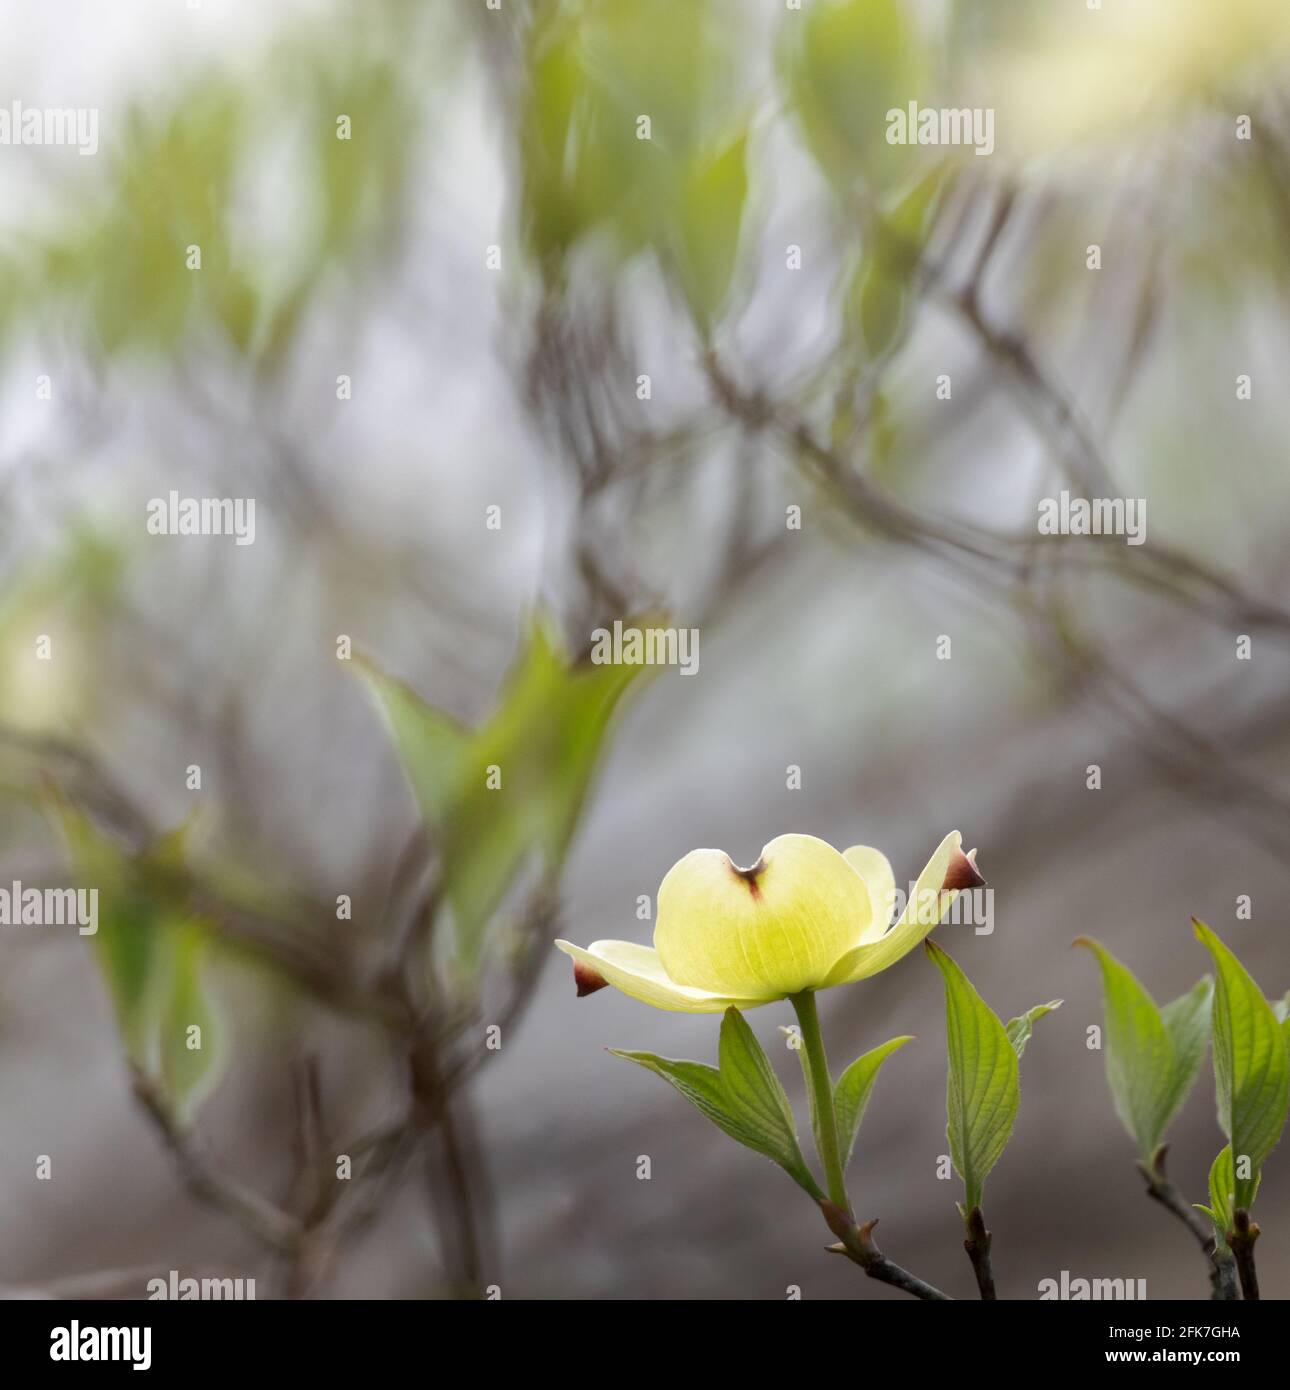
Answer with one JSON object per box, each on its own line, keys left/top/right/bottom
{"left": 54, "top": 803, "right": 224, "bottom": 1125}
{"left": 520, "top": 0, "right": 749, "bottom": 331}
{"left": 361, "top": 617, "right": 646, "bottom": 974}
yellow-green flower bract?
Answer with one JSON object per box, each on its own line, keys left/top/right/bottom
{"left": 555, "top": 830, "right": 982, "bottom": 1012}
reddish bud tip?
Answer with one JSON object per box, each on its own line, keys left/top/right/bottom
{"left": 573, "top": 960, "right": 609, "bottom": 998}
{"left": 818, "top": 1199, "right": 855, "bottom": 1241}
{"left": 942, "top": 845, "right": 986, "bottom": 892}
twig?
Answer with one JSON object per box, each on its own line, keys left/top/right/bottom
{"left": 1228, "top": 1210, "right": 1260, "bottom": 1301}
{"left": 963, "top": 1206, "right": 996, "bottom": 1300}
{"left": 821, "top": 1205, "right": 952, "bottom": 1301}
{"left": 1137, "top": 1146, "right": 1237, "bottom": 1301}
{"left": 132, "top": 1069, "right": 302, "bottom": 1255}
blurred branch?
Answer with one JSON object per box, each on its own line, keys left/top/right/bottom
{"left": 132, "top": 1069, "right": 302, "bottom": 1256}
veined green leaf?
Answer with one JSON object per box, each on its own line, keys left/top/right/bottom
{"left": 717, "top": 1008, "right": 807, "bottom": 1172}
{"left": 1159, "top": 976, "right": 1214, "bottom": 1134}
{"left": 833, "top": 1035, "right": 914, "bottom": 1168}
{"left": 1205, "top": 1145, "right": 1233, "bottom": 1239}
{"left": 613, "top": 1007, "right": 821, "bottom": 1198}
{"left": 1194, "top": 921, "right": 1289, "bottom": 1210}
{"left": 926, "top": 941, "right": 1019, "bottom": 1212}
{"left": 1006, "top": 1000, "right": 1063, "bottom": 1060}
{"left": 1075, "top": 938, "right": 1205, "bottom": 1161}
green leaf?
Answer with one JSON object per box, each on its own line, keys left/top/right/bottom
{"left": 51, "top": 801, "right": 228, "bottom": 1123}
{"left": 780, "top": 0, "right": 925, "bottom": 192}
{"left": 926, "top": 941, "right": 1019, "bottom": 1212}
{"left": 612, "top": 1007, "right": 821, "bottom": 1198}
{"left": 672, "top": 127, "right": 748, "bottom": 332}
{"left": 1194, "top": 921, "right": 1289, "bottom": 1210}
{"left": 1159, "top": 976, "right": 1215, "bottom": 1132}
{"left": 1005, "top": 1000, "right": 1063, "bottom": 1060}
{"left": 159, "top": 922, "right": 224, "bottom": 1125}
{"left": 1076, "top": 937, "right": 1208, "bottom": 1161}
{"left": 1205, "top": 1145, "right": 1235, "bottom": 1238}
{"left": 361, "top": 617, "right": 644, "bottom": 970}
{"left": 53, "top": 800, "right": 165, "bottom": 1065}
{"left": 852, "top": 256, "right": 909, "bottom": 361}
{"left": 833, "top": 1035, "right": 914, "bottom": 1168}
{"left": 779, "top": 1023, "right": 833, "bottom": 1180}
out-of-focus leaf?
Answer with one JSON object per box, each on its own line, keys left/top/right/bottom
{"left": 44, "top": 88, "right": 243, "bottom": 355}
{"left": 672, "top": 127, "right": 748, "bottom": 332}
{"left": 780, "top": 0, "right": 924, "bottom": 191}
{"left": 927, "top": 940, "right": 1019, "bottom": 1212}
{"left": 55, "top": 800, "right": 163, "bottom": 1064}
{"left": 850, "top": 256, "right": 908, "bottom": 360}
{"left": 843, "top": 168, "right": 948, "bottom": 364}
{"left": 1005, "top": 999, "right": 1063, "bottom": 1060}
{"left": 520, "top": 0, "right": 738, "bottom": 281}
{"left": 1076, "top": 937, "right": 1209, "bottom": 1162}
{"left": 833, "top": 1034, "right": 914, "bottom": 1168}
{"left": 52, "top": 802, "right": 226, "bottom": 1121}
{"left": 361, "top": 616, "right": 645, "bottom": 969}
{"left": 1194, "top": 920, "right": 1289, "bottom": 1210}
{"left": 612, "top": 1007, "right": 821, "bottom": 1198}
{"left": 159, "top": 921, "right": 224, "bottom": 1126}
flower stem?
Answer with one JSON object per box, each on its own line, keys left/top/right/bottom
{"left": 790, "top": 990, "right": 849, "bottom": 1214}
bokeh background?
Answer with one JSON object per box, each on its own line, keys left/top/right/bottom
{"left": 2, "top": 0, "right": 1289, "bottom": 1299}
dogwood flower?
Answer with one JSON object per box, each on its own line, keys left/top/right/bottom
{"left": 555, "top": 830, "right": 982, "bottom": 1011}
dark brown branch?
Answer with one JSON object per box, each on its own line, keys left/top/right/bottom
{"left": 1228, "top": 1209, "right": 1260, "bottom": 1301}
{"left": 963, "top": 1206, "right": 996, "bottom": 1300}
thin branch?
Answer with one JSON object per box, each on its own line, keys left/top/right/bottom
{"left": 1137, "top": 1147, "right": 1237, "bottom": 1301}
{"left": 132, "top": 1069, "right": 302, "bottom": 1256}
{"left": 821, "top": 1205, "right": 952, "bottom": 1301}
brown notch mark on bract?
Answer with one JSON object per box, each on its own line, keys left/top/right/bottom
{"left": 729, "top": 853, "right": 767, "bottom": 900}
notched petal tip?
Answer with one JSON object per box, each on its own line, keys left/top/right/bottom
{"left": 572, "top": 960, "right": 609, "bottom": 998}
{"left": 942, "top": 844, "right": 986, "bottom": 892}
